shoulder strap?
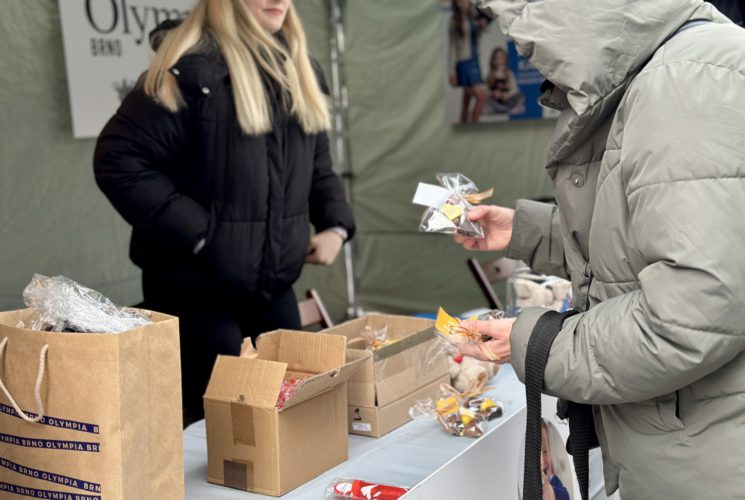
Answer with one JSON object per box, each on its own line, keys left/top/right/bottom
{"left": 523, "top": 309, "right": 579, "bottom": 500}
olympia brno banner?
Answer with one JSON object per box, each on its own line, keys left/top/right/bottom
{"left": 58, "top": 0, "right": 193, "bottom": 138}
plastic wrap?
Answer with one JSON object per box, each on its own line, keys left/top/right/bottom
{"left": 416, "top": 173, "right": 492, "bottom": 237}
{"left": 20, "top": 274, "right": 152, "bottom": 333}
{"left": 434, "top": 307, "right": 502, "bottom": 361}
{"left": 275, "top": 378, "right": 303, "bottom": 409}
{"left": 324, "top": 478, "right": 409, "bottom": 499}
{"left": 434, "top": 374, "right": 503, "bottom": 438}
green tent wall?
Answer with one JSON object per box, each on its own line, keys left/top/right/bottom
{"left": 0, "top": 0, "right": 555, "bottom": 320}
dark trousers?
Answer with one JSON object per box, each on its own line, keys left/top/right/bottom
{"left": 142, "top": 273, "right": 301, "bottom": 423}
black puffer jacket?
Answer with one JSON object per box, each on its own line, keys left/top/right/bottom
{"left": 94, "top": 44, "right": 355, "bottom": 302}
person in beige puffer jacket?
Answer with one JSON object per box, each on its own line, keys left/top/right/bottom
{"left": 454, "top": 1, "right": 745, "bottom": 498}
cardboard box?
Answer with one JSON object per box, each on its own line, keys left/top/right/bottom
{"left": 323, "top": 314, "right": 450, "bottom": 437}
{"left": 204, "top": 330, "right": 369, "bottom": 496}
{"left": 348, "top": 373, "right": 451, "bottom": 437}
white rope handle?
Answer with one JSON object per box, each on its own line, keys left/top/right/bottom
{"left": 0, "top": 337, "right": 48, "bottom": 423}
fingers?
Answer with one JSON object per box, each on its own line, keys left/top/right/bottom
{"left": 466, "top": 205, "right": 489, "bottom": 221}
{"left": 457, "top": 343, "right": 490, "bottom": 362}
{"left": 453, "top": 235, "right": 482, "bottom": 250}
{"left": 459, "top": 319, "right": 497, "bottom": 337}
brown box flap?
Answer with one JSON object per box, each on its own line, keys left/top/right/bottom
{"left": 280, "top": 349, "right": 370, "bottom": 411}
{"left": 255, "top": 330, "right": 347, "bottom": 373}
{"left": 204, "top": 355, "right": 287, "bottom": 409}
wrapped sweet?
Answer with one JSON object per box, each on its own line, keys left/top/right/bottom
{"left": 413, "top": 173, "right": 493, "bottom": 237}
{"left": 325, "top": 478, "right": 408, "bottom": 499}
{"left": 434, "top": 307, "right": 500, "bottom": 361}
{"left": 434, "top": 373, "right": 503, "bottom": 438}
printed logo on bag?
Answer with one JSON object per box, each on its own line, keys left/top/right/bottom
{"left": 0, "top": 481, "right": 100, "bottom": 500}
{"left": 0, "top": 403, "right": 99, "bottom": 434}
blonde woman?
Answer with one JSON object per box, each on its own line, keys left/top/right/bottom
{"left": 94, "top": 0, "right": 354, "bottom": 425}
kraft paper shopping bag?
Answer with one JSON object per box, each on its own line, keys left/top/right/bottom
{"left": 0, "top": 309, "right": 184, "bottom": 500}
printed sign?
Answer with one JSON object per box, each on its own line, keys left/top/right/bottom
{"left": 58, "top": 0, "right": 193, "bottom": 138}
{"left": 442, "top": 2, "right": 559, "bottom": 124}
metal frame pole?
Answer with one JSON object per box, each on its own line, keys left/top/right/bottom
{"left": 327, "top": 0, "right": 361, "bottom": 318}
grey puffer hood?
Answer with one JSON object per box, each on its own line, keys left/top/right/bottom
{"left": 480, "top": 0, "right": 709, "bottom": 113}
{"left": 478, "top": 0, "right": 728, "bottom": 163}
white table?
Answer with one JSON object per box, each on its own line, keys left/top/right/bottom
{"left": 184, "top": 365, "right": 527, "bottom": 499}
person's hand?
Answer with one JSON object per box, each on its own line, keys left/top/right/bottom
{"left": 453, "top": 205, "right": 514, "bottom": 251}
{"left": 456, "top": 318, "right": 515, "bottom": 364}
{"left": 305, "top": 230, "right": 344, "bottom": 265}
{"left": 450, "top": 73, "right": 458, "bottom": 87}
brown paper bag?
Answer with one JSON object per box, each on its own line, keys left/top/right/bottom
{"left": 0, "top": 309, "right": 184, "bottom": 500}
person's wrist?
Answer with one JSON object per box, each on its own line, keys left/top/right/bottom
{"left": 327, "top": 226, "right": 348, "bottom": 243}
{"left": 192, "top": 237, "right": 206, "bottom": 254}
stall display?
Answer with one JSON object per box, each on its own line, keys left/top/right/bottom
{"left": 324, "top": 315, "right": 450, "bottom": 438}
{"left": 203, "top": 330, "right": 368, "bottom": 496}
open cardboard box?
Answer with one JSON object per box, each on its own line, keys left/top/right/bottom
{"left": 204, "top": 330, "right": 369, "bottom": 496}
{"left": 323, "top": 314, "right": 450, "bottom": 437}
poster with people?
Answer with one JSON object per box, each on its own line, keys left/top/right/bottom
{"left": 517, "top": 395, "right": 578, "bottom": 500}
{"left": 443, "top": 0, "right": 559, "bottom": 124}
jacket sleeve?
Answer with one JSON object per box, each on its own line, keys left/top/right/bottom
{"left": 506, "top": 199, "right": 566, "bottom": 277}
{"left": 308, "top": 131, "right": 356, "bottom": 239}
{"left": 509, "top": 63, "right": 745, "bottom": 404}
{"left": 93, "top": 86, "right": 209, "bottom": 252}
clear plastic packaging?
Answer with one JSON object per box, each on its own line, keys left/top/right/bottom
{"left": 275, "top": 378, "right": 302, "bottom": 409}
{"left": 20, "top": 274, "right": 152, "bottom": 333}
{"left": 434, "top": 375, "right": 503, "bottom": 438}
{"left": 407, "top": 398, "right": 436, "bottom": 420}
{"left": 418, "top": 173, "right": 492, "bottom": 237}
{"left": 324, "top": 477, "right": 409, "bottom": 499}
{"left": 434, "top": 307, "right": 501, "bottom": 361}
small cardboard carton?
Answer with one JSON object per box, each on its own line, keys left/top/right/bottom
{"left": 204, "top": 330, "right": 369, "bottom": 496}
{"left": 323, "top": 314, "right": 450, "bottom": 437}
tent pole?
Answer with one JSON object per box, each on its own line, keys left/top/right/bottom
{"left": 328, "top": 0, "right": 361, "bottom": 318}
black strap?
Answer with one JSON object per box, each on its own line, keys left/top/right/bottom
{"left": 565, "top": 401, "right": 598, "bottom": 500}
{"left": 523, "top": 310, "right": 579, "bottom": 500}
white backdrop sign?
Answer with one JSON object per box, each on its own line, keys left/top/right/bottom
{"left": 58, "top": 0, "right": 194, "bottom": 138}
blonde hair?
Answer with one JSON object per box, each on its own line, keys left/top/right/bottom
{"left": 143, "top": 0, "right": 330, "bottom": 135}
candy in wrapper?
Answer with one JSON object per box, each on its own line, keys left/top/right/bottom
{"left": 275, "top": 378, "right": 302, "bottom": 409}
{"left": 434, "top": 373, "right": 503, "bottom": 438}
{"left": 415, "top": 173, "right": 493, "bottom": 237}
{"left": 434, "top": 307, "right": 500, "bottom": 361}
{"left": 325, "top": 478, "right": 409, "bottom": 500}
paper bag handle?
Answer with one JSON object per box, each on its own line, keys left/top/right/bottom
{"left": 0, "top": 337, "right": 48, "bottom": 423}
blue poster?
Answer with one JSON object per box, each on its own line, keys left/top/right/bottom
{"left": 443, "top": 3, "right": 558, "bottom": 124}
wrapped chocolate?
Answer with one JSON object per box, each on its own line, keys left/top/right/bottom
{"left": 412, "top": 173, "right": 493, "bottom": 237}
{"left": 434, "top": 373, "right": 503, "bottom": 438}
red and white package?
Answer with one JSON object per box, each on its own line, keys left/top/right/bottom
{"left": 325, "top": 478, "right": 409, "bottom": 500}
{"left": 275, "top": 378, "right": 302, "bottom": 409}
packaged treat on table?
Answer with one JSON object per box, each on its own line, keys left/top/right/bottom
{"left": 412, "top": 173, "right": 493, "bottom": 237}
{"left": 325, "top": 477, "right": 409, "bottom": 500}
{"left": 434, "top": 307, "right": 500, "bottom": 361}
{"left": 435, "top": 372, "right": 503, "bottom": 438}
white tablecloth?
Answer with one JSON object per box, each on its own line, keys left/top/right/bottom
{"left": 184, "top": 365, "right": 527, "bottom": 499}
